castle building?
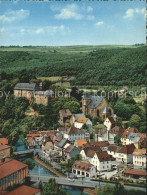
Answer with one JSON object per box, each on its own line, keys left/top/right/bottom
{"left": 14, "top": 83, "right": 40, "bottom": 102}
{"left": 82, "top": 94, "right": 113, "bottom": 119}
{"left": 14, "top": 83, "right": 54, "bottom": 106}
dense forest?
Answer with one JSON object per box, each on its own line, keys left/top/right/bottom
{"left": 0, "top": 46, "right": 146, "bottom": 86}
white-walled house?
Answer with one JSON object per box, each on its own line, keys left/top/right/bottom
{"left": 104, "top": 116, "right": 115, "bottom": 131}
{"left": 74, "top": 117, "right": 92, "bottom": 129}
{"left": 107, "top": 145, "right": 121, "bottom": 159}
{"left": 64, "top": 126, "right": 85, "bottom": 142}
{"left": 133, "top": 149, "right": 146, "bottom": 167}
{"left": 91, "top": 151, "right": 112, "bottom": 172}
{"left": 72, "top": 160, "right": 96, "bottom": 178}
{"left": 116, "top": 144, "right": 136, "bottom": 164}
{"left": 95, "top": 130, "right": 107, "bottom": 142}
{"left": 121, "top": 127, "right": 139, "bottom": 145}
{"left": 80, "top": 144, "right": 112, "bottom": 172}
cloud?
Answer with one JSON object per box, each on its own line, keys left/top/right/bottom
{"left": 95, "top": 21, "right": 104, "bottom": 26}
{"left": 0, "top": 9, "right": 30, "bottom": 23}
{"left": 19, "top": 25, "right": 66, "bottom": 35}
{"left": 0, "top": 28, "right": 5, "bottom": 33}
{"left": 54, "top": 4, "right": 83, "bottom": 20}
{"left": 87, "top": 15, "right": 95, "bottom": 20}
{"left": 123, "top": 8, "right": 145, "bottom": 19}
{"left": 51, "top": 4, "right": 94, "bottom": 20}
{"left": 87, "top": 6, "right": 93, "bottom": 12}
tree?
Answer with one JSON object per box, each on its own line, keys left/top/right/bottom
{"left": 63, "top": 101, "right": 80, "bottom": 113}
{"left": 115, "top": 117, "right": 122, "bottom": 127}
{"left": 114, "top": 134, "right": 121, "bottom": 145}
{"left": 92, "top": 116, "right": 99, "bottom": 125}
{"left": 42, "top": 179, "right": 69, "bottom": 195}
{"left": 129, "top": 114, "right": 141, "bottom": 129}
{"left": 70, "top": 87, "right": 83, "bottom": 101}
{"left": 24, "top": 159, "right": 35, "bottom": 170}
{"left": 113, "top": 183, "right": 127, "bottom": 195}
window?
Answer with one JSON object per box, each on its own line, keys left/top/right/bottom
{"left": 103, "top": 166, "right": 105, "bottom": 169}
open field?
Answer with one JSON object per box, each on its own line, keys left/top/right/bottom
{"left": 38, "top": 76, "right": 62, "bottom": 81}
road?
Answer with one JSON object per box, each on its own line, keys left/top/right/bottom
{"left": 29, "top": 175, "right": 146, "bottom": 192}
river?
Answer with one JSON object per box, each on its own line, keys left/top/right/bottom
{"left": 15, "top": 138, "right": 88, "bottom": 195}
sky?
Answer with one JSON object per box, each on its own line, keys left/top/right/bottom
{"left": 0, "top": 0, "right": 146, "bottom": 46}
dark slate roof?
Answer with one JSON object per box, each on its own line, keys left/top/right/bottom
{"left": 14, "top": 83, "right": 39, "bottom": 91}
{"left": 86, "top": 95, "right": 103, "bottom": 109}
{"left": 58, "top": 138, "right": 67, "bottom": 148}
{"left": 35, "top": 90, "right": 54, "bottom": 96}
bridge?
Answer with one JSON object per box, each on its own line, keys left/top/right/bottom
{"left": 29, "top": 175, "right": 146, "bottom": 191}
{"left": 14, "top": 149, "right": 40, "bottom": 155}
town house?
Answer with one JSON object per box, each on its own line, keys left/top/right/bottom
{"left": 72, "top": 160, "right": 96, "bottom": 178}
{"left": 133, "top": 149, "right": 146, "bottom": 167}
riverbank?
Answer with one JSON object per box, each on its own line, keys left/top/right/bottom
{"left": 34, "top": 156, "right": 66, "bottom": 178}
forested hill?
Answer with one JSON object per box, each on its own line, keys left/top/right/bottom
{"left": 0, "top": 46, "right": 146, "bottom": 86}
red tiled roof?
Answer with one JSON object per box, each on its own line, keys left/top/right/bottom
{"left": 121, "top": 127, "right": 139, "bottom": 139}
{"left": 64, "top": 144, "right": 74, "bottom": 153}
{"left": 75, "top": 139, "right": 87, "bottom": 148}
{"left": 124, "top": 169, "right": 147, "bottom": 176}
{"left": 133, "top": 149, "right": 146, "bottom": 156}
{"left": 110, "top": 126, "right": 124, "bottom": 135}
{"left": 72, "top": 160, "right": 93, "bottom": 172}
{"left": 95, "top": 151, "right": 111, "bottom": 162}
{"left": 76, "top": 117, "right": 88, "bottom": 124}
{"left": 0, "top": 144, "right": 10, "bottom": 151}
{"left": 118, "top": 144, "right": 136, "bottom": 154}
{"left": 107, "top": 116, "right": 115, "bottom": 124}
{"left": 108, "top": 145, "right": 118, "bottom": 152}
{"left": 98, "top": 130, "right": 107, "bottom": 136}
{"left": 0, "top": 138, "right": 8, "bottom": 145}
{"left": 7, "top": 185, "right": 40, "bottom": 195}
{"left": 67, "top": 126, "right": 83, "bottom": 135}
{"left": 0, "top": 159, "right": 28, "bottom": 179}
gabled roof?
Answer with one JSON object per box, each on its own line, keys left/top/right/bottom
{"left": 74, "top": 113, "right": 86, "bottom": 120}
{"left": 97, "top": 130, "right": 107, "bottom": 137}
{"left": 59, "top": 109, "right": 72, "bottom": 117}
{"left": 118, "top": 144, "right": 136, "bottom": 154}
{"left": 108, "top": 145, "right": 121, "bottom": 152}
{"left": 95, "top": 151, "right": 111, "bottom": 162}
{"left": 72, "top": 160, "right": 93, "bottom": 172}
{"left": 106, "top": 116, "right": 115, "bottom": 124}
{"left": 87, "top": 96, "right": 103, "bottom": 109}
{"left": 83, "top": 94, "right": 103, "bottom": 109}
{"left": 124, "top": 169, "right": 147, "bottom": 176}
{"left": 0, "top": 138, "right": 8, "bottom": 145}
{"left": 35, "top": 90, "right": 54, "bottom": 96}
{"left": 0, "top": 144, "right": 10, "bottom": 151}
{"left": 121, "top": 127, "right": 139, "bottom": 139}
{"left": 110, "top": 126, "right": 124, "bottom": 135}
{"left": 14, "top": 83, "right": 39, "bottom": 91}
{"left": 75, "top": 139, "right": 87, "bottom": 148}
{"left": 67, "top": 126, "right": 84, "bottom": 135}
{"left": 7, "top": 185, "right": 40, "bottom": 195}
{"left": 133, "top": 149, "right": 146, "bottom": 156}
{"left": 0, "top": 159, "right": 28, "bottom": 179}
{"left": 76, "top": 117, "right": 88, "bottom": 124}
{"left": 127, "top": 133, "right": 140, "bottom": 142}
{"left": 58, "top": 138, "right": 68, "bottom": 148}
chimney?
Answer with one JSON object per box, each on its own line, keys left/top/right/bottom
{"left": 39, "top": 82, "right": 43, "bottom": 90}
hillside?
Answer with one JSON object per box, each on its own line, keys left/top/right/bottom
{"left": 0, "top": 45, "right": 146, "bottom": 86}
